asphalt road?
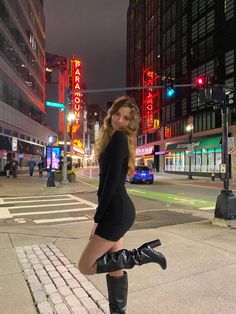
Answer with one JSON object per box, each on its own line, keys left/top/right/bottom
{"left": 0, "top": 172, "right": 218, "bottom": 228}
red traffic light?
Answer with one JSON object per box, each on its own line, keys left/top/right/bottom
{"left": 195, "top": 76, "right": 205, "bottom": 88}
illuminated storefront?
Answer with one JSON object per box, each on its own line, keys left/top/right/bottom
{"left": 136, "top": 145, "right": 154, "bottom": 168}
{"left": 165, "top": 135, "right": 222, "bottom": 174}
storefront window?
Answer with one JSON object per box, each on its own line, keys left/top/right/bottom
{"left": 215, "top": 145, "right": 222, "bottom": 173}
{"left": 195, "top": 150, "right": 201, "bottom": 172}
{"left": 165, "top": 145, "right": 222, "bottom": 173}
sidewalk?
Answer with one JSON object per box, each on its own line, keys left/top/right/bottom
{"left": 0, "top": 173, "right": 236, "bottom": 313}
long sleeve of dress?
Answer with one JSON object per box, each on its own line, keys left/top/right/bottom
{"left": 94, "top": 131, "right": 128, "bottom": 223}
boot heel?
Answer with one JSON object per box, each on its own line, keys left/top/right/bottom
{"left": 148, "top": 239, "right": 161, "bottom": 249}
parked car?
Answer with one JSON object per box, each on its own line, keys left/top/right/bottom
{"left": 129, "top": 166, "right": 154, "bottom": 184}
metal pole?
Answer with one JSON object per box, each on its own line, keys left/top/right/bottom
{"left": 188, "top": 130, "right": 193, "bottom": 180}
{"left": 222, "top": 92, "right": 229, "bottom": 192}
{"left": 62, "top": 88, "right": 68, "bottom": 184}
{"left": 50, "top": 142, "right": 53, "bottom": 173}
{"left": 214, "top": 87, "right": 236, "bottom": 220}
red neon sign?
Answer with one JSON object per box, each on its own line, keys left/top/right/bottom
{"left": 71, "top": 58, "right": 83, "bottom": 126}
{"left": 142, "top": 67, "right": 161, "bottom": 133}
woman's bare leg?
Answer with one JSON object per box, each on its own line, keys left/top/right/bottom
{"left": 79, "top": 234, "right": 118, "bottom": 275}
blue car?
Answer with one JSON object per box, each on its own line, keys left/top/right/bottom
{"left": 129, "top": 166, "right": 154, "bottom": 184}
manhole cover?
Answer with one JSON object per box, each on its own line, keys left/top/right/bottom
{"left": 136, "top": 213, "right": 152, "bottom": 221}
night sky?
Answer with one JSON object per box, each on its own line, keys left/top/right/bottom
{"left": 44, "top": 0, "right": 129, "bottom": 106}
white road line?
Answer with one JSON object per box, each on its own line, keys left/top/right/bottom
{"left": 4, "top": 198, "right": 74, "bottom": 204}
{"left": 33, "top": 216, "right": 88, "bottom": 224}
{"left": 7, "top": 202, "right": 82, "bottom": 209}
{"left": 67, "top": 194, "right": 97, "bottom": 207}
{"left": 12, "top": 207, "right": 96, "bottom": 216}
{"left": 3, "top": 195, "right": 67, "bottom": 200}
{"left": 0, "top": 207, "right": 13, "bottom": 219}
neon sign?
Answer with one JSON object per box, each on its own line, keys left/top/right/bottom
{"left": 142, "top": 67, "right": 161, "bottom": 133}
{"left": 71, "top": 57, "right": 83, "bottom": 126}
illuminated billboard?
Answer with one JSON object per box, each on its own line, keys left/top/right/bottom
{"left": 46, "top": 146, "right": 61, "bottom": 170}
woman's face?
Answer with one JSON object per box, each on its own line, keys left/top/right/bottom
{"left": 111, "top": 106, "right": 131, "bottom": 131}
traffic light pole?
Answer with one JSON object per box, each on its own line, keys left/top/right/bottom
{"left": 62, "top": 88, "right": 68, "bottom": 184}
{"left": 188, "top": 130, "right": 193, "bottom": 180}
{"left": 215, "top": 89, "right": 236, "bottom": 221}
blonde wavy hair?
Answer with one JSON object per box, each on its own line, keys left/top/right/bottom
{"left": 96, "top": 96, "right": 140, "bottom": 172}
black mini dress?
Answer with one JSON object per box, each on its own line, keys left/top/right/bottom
{"left": 94, "top": 130, "right": 135, "bottom": 241}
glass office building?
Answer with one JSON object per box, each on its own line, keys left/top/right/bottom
{"left": 127, "top": 0, "right": 236, "bottom": 177}
{"left": 0, "top": 0, "right": 55, "bottom": 172}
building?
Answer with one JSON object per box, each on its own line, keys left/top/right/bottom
{"left": 127, "top": 0, "right": 236, "bottom": 178}
{"left": 45, "top": 52, "right": 69, "bottom": 137}
{"left": 0, "top": 0, "right": 56, "bottom": 172}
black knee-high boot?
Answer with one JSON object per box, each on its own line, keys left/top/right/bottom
{"left": 106, "top": 271, "right": 128, "bottom": 314}
{"left": 97, "top": 239, "right": 167, "bottom": 274}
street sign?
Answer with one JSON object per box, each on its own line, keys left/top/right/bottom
{"left": 46, "top": 101, "right": 65, "bottom": 109}
{"left": 12, "top": 137, "right": 17, "bottom": 151}
{"left": 228, "top": 146, "right": 235, "bottom": 154}
{"left": 228, "top": 136, "right": 235, "bottom": 154}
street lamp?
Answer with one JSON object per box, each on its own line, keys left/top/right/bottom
{"left": 186, "top": 124, "right": 194, "bottom": 180}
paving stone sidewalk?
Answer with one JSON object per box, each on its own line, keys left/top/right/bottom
{"left": 16, "top": 243, "right": 109, "bottom": 314}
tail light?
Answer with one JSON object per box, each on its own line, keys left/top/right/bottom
{"left": 150, "top": 171, "right": 154, "bottom": 175}
{"left": 133, "top": 171, "right": 137, "bottom": 175}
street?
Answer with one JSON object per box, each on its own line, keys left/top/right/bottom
{"left": 0, "top": 172, "right": 220, "bottom": 228}
{"left": 0, "top": 173, "right": 236, "bottom": 314}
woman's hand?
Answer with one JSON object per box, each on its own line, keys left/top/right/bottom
{"left": 89, "top": 222, "right": 98, "bottom": 240}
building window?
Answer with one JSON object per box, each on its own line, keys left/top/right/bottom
{"left": 225, "top": 50, "right": 234, "bottom": 76}
{"left": 171, "top": 103, "right": 175, "bottom": 120}
{"left": 207, "top": 10, "right": 214, "bottom": 33}
{"left": 182, "top": 15, "right": 187, "bottom": 34}
{"left": 192, "top": 0, "right": 198, "bottom": 20}
{"left": 192, "top": 22, "right": 198, "bottom": 43}
{"left": 182, "top": 98, "right": 187, "bottom": 116}
{"left": 225, "top": 0, "right": 234, "bottom": 21}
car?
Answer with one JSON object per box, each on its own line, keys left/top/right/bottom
{"left": 129, "top": 166, "right": 154, "bottom": 184}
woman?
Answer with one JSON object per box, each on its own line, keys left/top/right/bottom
{"left": 79, "top": 96, "right": 167, "bottom": 313}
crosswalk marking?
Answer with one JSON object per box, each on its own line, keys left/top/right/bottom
{"left": 6, "top": 202, "right": 82, "bottom": 209}
{"left": 3, "top": 194, "right": 67, "bottom": 200}
{"left": 33, "top": 216, "right": 88, "bottom": 224}
{"left": 3, "top": 198, "right": 72, "bottom": 204}
{"left": 12, "top": 207, "right": 96, "bottom": 216}
{"left": 0, "top": 207, "right": 13, "bottom": 219}
{"left": 67, "top": 194, "right": 97, "bottom": 207}
{"left": 0, "top": 194, "right": 97, "bottom": 225}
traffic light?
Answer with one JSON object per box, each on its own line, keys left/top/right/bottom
{"left": 165, "top": 78, "right": 175, "bottom": 97}
{"left": 195, "top": 75, "right": 214, "bottom": 89}
{"left": 195, "top": 76, "right": 205, "bottom": 88}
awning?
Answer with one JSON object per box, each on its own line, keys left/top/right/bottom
{"left": 166, "top": 136, "right": 221, "bottom": 152}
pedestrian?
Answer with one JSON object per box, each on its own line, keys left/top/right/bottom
{"left": 28, "top": 157, "right": 36, "bottom": 176}
{"left": 11, "top": 158, "right": 19, "bottom": 178}
{"left": 38, "top": 158, "right": 44, "bottom": 177}
{"left": 79, "top": 96, "right": 167, "bottom": 313}
{"left": 4, "top": 161, "right": 11, "bottom": 178}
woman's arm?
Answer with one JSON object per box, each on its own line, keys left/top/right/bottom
{"left": 94, "top": 130, "right": 128, "bottom": 223}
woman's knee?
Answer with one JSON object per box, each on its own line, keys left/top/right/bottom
{"left": 78, "top": 257, "right": 94, "bottom": 275}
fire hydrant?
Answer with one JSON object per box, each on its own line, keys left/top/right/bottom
{"left": 211, "top": 173, "right": 215, "bottom": 181}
